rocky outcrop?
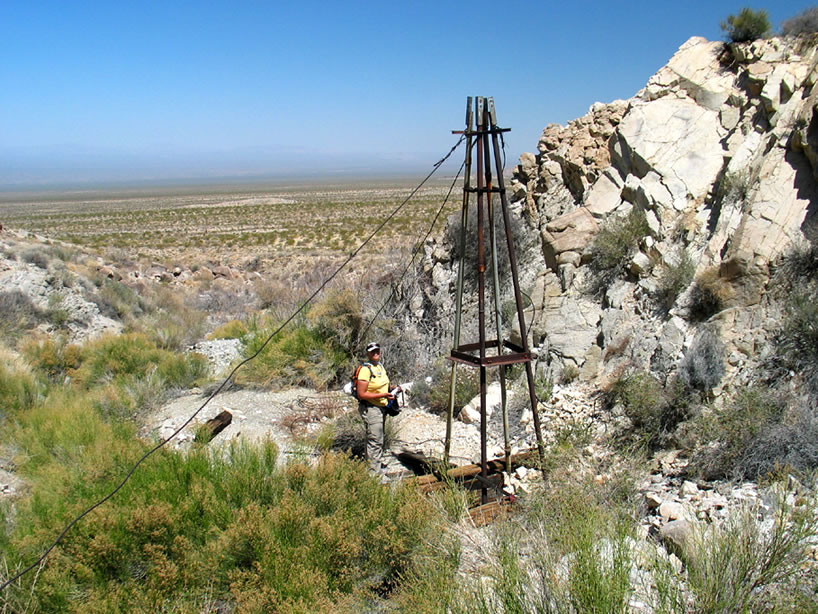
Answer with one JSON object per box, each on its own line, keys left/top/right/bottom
{"left": 502, "top": 35, "right": 818, "bottom": 386}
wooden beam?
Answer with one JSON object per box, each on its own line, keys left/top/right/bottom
{"left": 410, "top": 448, "right": 541, "bottom": 487}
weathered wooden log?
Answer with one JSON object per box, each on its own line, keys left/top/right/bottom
{"left": 196, "top": 410, "right": 232, "bottom": 442}
{"left": 412, "top": 448, "right": 541, "bottom": 487}
{"left": 418, "top": 472, "right": 503, "bottom": 495}
{"left": 396, "top": 449, "right": 454, "bottom": 475}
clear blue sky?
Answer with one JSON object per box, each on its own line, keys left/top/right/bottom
{"left": 1, "top": 1, "right": 814, "bottom": 186}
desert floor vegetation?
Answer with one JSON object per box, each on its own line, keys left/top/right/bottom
{"left": 0, "top": 180, "right": 456, "bottom": 267}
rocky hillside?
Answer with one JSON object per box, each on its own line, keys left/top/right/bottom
{"left": 420, "top": 35, "right": 817, "bottom": 406}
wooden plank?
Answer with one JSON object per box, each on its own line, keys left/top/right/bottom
{"left": 408, "top": 449, "right": 541, "bottom": 487}
{"left": 418, "top": 472, "right": 503, "bottom": 494}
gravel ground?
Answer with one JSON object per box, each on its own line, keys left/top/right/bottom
{"left": 141, "top": 384, "right": 493, "bottom": 472}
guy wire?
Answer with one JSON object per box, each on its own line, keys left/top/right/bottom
{"left": 358, "top": 153, "right": 467, "bottom": 343}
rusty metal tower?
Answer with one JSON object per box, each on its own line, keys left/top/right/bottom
{"left": 444, "top": 96, "right": 546, "bottom": 505}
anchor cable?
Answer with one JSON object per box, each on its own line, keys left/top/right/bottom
{"left": 358, "top": 155, "right": 466, "bottom": 344}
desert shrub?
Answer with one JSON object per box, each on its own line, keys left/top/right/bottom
{"left": 690, "top": 388, "right": 788, "bottom": 480}
{"left": 235, "top": 316, "right": 349, "bottom": 390}
{"left": 22, "top": 337, "right": 83, "bottom": 383}
{"left": 156, "top": 351, "right": 209, "bottom": 389}
{"left": 397, "top": 456, "right": 642, "bottom": 613}
{"left": 535, "top": 371, "right": 553, "bottom": 402}
{"left": 459, "top": 462, "right": 636, "bottom": 614}
{"left": 253, "top": 277, "right": 309, "bottom": 316}
{"left": 770, "top": 230, "right": 818, "bottom": 396}
{"left": 409, "top": 362, "right": 479, "bottom": 415}
{"left": 560, "top": 362, "right": 580, "bottom": 384}
{"left": 776, "top": 289, "right": 818, "bottom": 395}
{"left": 0, "top": 289, "right": 43, "bottom": 334}
{"left": 721, "top": 7, "right": 771, "bottom": 42}
{"left": 688, "top": 266, "right": 733, "bottom": 321}
{"left": 586, "top": 208, "right": 652, "bottom": 295}
{"left": 207, "top": 319, "right": 249, "bottom": 340}
{"left": 0, "top": 354, "right": 41, "bottom": 415}
{"left": 56, "top": 333, "right": 208, "bottom": 397}
{"left": 141, "top": 286, "right": 208, "bottom": 351}
{"left": 656, "top": 250, "right": 696, "bottom": 312}
{"left": 306, "top": 288, "right": 364, "bottom": 355}
{"left": 193, "top": 286, "right": 254, "bottom": 318}
{"left": 42, "top": 244, "right": 78, "bottom": 263}
{"left": 44, "top": 293, "right": 71, "bottom": 329}
{"left": 684, "top": 495, "right": 817, "bottom": 612}
{"left": 737, "top": 399, "right": 818, "bottom": 479}
{"left": 609, "top": 372, "right": 664, "bottom": 430}
{"left": 781, "top": 6, "right": 818, "bottom": 35}
{"left": 720, "top": 168, "right": 754, "bottom": 202}
{"left": 608, "top": 372, "right": 696, "bottom": 448}
{"left": 88, "top": 279, "right": 144, "bottom": 320}
{"left": 678, "top": 328, "right": 726, "bottom": 394}
{"left": 20, "top": 248, "right": 50, "bottom": 269}
{"left": 2, "top": 428, "right": 438, "bottom": 613}
{"left": 777, "top": 229, "right": 818, "bottom": 284}
{"left": 94, "top": 369, "right": 168, "bottom": 420}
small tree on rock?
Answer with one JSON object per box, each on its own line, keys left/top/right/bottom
{"left": 721, "top": 7, "right": 771, "bottom": 43}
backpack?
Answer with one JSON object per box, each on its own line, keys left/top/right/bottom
{"left": 343, "top": 363, "right": 373, "bottom": 399}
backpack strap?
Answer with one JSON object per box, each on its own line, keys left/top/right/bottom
{"left": 355, "top": 362, "right": 374, "bottom": 381}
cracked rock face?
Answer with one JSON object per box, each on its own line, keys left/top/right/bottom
{"left": 494, "top": 34, "right": 818, "bottom": 386}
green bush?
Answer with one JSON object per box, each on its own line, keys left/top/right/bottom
{"left": 781, "top": 7, "right": 818, "bottom": 36}
{"left": 586, "top": 208, "right": 652, "bottom": 295}
{"left": 771, "top": 230, "right": 818, "bottom": 397}
{"left": 1, "top": 442, "right": 438, "bottom": 613}
{"left": 207, "top": 319, "right": 249, "bottom": 340}
{"left": 608, "top": 372, "right": 696, "bottom": 448}
{"left": 0, "top": 355, "right": 41, "bottom": 416}
{"left": 87, "top": 279, "right": 144, "bottom": 320}
{"left": 690, "top": 388, "right": 787, "bottom": 480}
{"left": 466, "top": 466, "right": 635, "bottom": 613}
{"left": 656, "top": 250, "right": 696, "bottom": 312}
{"left": 306, "top": 288, "right": 364, "bottom": 355}
{"left": 721, "top": 7, "right": 771, "bottom": 42}
{"left": 778, "top": 230, "right": 818, "bottom": 284}
{"left": 685, "top": 495, "right": 817, "bottom": 612}
{"left": 771, "top": 287, "right": 818, "bottom": 397}
{"left": 409, "top": 362, "right": 479, "bottom": 415}
{"left": 22, "top": 337, "right": 82, "bottom": 383}
{"left": 236, "top": 316, "right": 349, "bottom": 390}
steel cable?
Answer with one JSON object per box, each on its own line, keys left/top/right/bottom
{"left": 358, "top": 154, "right": 467, "bottom": 344}
{"left": 0, "top": 134, "right": 465, "bottom": 593}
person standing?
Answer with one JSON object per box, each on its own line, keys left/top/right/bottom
{"left": 356, "top": 342, "right": 400, "bottom": 476}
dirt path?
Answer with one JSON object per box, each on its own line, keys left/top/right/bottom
{"left": 141, "top": 386, "right": 491, "bottom": 471}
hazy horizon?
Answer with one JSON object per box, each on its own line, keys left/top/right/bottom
{"left": 3, "top": 1, "right": 814, "bottom": 190}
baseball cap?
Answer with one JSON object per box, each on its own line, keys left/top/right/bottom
{"left": 366, "top": 342, "right": 381, "bottom": 353}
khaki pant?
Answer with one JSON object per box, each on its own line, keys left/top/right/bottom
{"left": 358, "top": 402, "right": 387, "bottom": 473}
